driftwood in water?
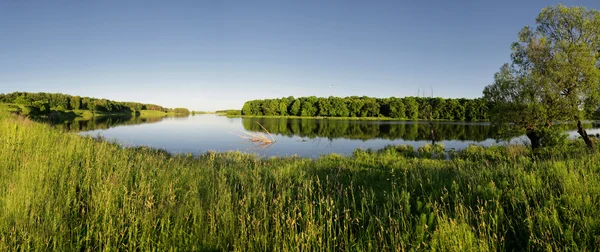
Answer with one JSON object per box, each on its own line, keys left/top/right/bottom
{"left": 232, "top": 122, "right": 276, "bottom": 149}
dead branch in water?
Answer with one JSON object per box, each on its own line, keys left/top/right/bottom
{"left": 255, "top": 121, "right": 276, "bottom": 143}
{"left": 231, "top": 121, "right": 276, "bottom": 148}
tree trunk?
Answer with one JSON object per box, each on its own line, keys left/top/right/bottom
{"left": 526, "top": 130, "right": 541, "bottom": 150}
{"left": 429, "top": 122, "right": 435, "bottom": 145}
{"left": 577, "top": 119, "right": 594, "bottom": 149}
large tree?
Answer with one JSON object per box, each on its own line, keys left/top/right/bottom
{"left": 484, "top": 5, "right": 600, "bottom": 149}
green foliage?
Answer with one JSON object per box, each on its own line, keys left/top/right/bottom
{"left": 30, "top": 100, "right": 50, "bottom": 114}
{"left": 0, "top": 92, "right": 192, "bottom": 122}
{"left": 300, "top": 97, "right": 318, "bottom": 117}
{"left": 418, "top": 143, "right": 446, "bottom": 159}
{"left": 216, "top": 110, "right": 242, "bottom": 116}
{"left": 172, "top": 108, "right": 190, "bottom": 115}
{"left": 241, "top": 96, "right": 489, "bottom": 121}
{"left": 404, "top": 97, "right": 419, "bottom": 119}
{"left": 2, "top": 113, "right": 600, "bottom": 250}
{"left": 13, "top": 95, "right": 28, "bottom": 105}
{"left": 138, "top": 110, "right": 167, "bottom": 118}
{"left": 484, "top": 5, "right": 600, "bottom": 148}
{"left": 539, "top": 127, "right": 569, "bottom": 147}
{"left": 453, "top": 145, "right": 529, "bottom": 163}
{"left": 388, "top": 98, "right": 406, "bottom": 118}
{"left": 0, "top": 92, "right": 176, "bottom": 114}
{"left": 289, "top": 99, "right": 301, "bottom": 116}
{"left": 378, "top": 145, "right": 418, "bottom": 158}
{"left": 70, "top": 95, "right": 81, "bottom": 110}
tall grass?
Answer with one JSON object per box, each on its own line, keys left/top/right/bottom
{"left": 0, "top": 112, "right": 599, "bottom": 250}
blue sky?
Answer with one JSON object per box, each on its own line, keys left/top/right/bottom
{"left": 1, "top": 0, "right": 599, "bottom": 111}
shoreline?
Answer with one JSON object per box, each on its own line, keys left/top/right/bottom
{"left": 227, "top": 114, "right": 489, "bottom": 122}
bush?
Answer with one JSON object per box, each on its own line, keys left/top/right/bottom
{"left": 418, "top": 143, "right": 445, "bottom": 159}
{"left": 539, "top": 127, "right": 568, "bottom": 148}
{"left": 226, "top": 110, "right": 242, "bottom": 116}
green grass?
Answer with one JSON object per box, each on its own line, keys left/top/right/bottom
{"left": 1, "top": 111, "right": 599, "bottom": 250}
{"left": 70, "top": 109, "right": 95, "bottom": 119}
{"left": 0, "top": 103, "right": 27, "bottom": 114}
{"left": 165, "top": 111, "right": 189, "bottom": 117}
{"left": 138, "top": 110, "right": 167, "bottom": 118}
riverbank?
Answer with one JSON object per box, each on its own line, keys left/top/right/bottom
{"left": 71, "top": 109, "right": 188, "bottom": 119}
{"left": 0, "top": 111, "right": 598, "bottom": 250}
{"left": 0, "top": 103, "right": 183, "bottom": 120}
{"left": 230, "top": 114, "right": 490, "bottom": 122}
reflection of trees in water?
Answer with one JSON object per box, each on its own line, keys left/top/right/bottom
{"left": 243, "top": 118, "right": 497, "bottom": 141}
{"left": 58, "top": 115, "right": 165, "bottom": 132}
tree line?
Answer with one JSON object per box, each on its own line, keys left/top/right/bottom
{"left": 242, "top": 96, "right": 489, "bottom": 121}
{"left": 0, "top": 92, "right": 188, "bottom": 115}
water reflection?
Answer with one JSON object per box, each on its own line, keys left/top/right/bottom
{"left": 48, "top": 114, "right": 600, "bottom": 158}
{"left": 243, "top": 118, "right": 498, "bottom": 142}
{"left": 57, "top": 115, "right": 166, "bottom": 132}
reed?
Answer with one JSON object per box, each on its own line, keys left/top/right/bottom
{"left": 1, "top": 112, "right": 599, "bottom": 251}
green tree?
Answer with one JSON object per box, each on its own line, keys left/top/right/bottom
{"left": 14, "top": 95, "right": 29, "bottom": 105}
{"left": 404, "top": 97, "right": 419, "bottom": 120}
{"left": 464, "top": 99, "right": 477, "bottom": 121}
{"left": 484, "top": 5, "right": 600, "bottom": 149}
{"left": 317, "top": 98, "right": 332, "bottom": 116}
{"left": 430, "top": 98, "right": 446, "bottom": 119}
{"left": 241, "top": 102, "right": 252, "bottom": 115}
{"left": 448, "top": 99, "right": 465, "bottom": 121}
{"left": 278, "top": 100, "right": 289, "bottom": 116}
{"left": 31, "top": 100, "right": 50, "bottom": 114}
{"left": 261, "top": 100, "right": 279, "bottom": 116}
{"left": 389, "top": 99, "right": 406, "bottom": 119}
{"left": 346, "top": 98, "right": 364, "bottom": 117}
{"left": 362, "top": 98, "right": 380, "bottom": 117}
{"left": 300, "top": 97, "right": 318, "bottom": 117}
{"left": 330, "top": 97, "right": 349, "bottom": 117}
{"left": 289, "top": 99, "right": 301, "bottom": 116}
{"left": 70, "top": 96, "right": 81, "bottom": 110}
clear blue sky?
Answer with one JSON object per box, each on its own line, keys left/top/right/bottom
{"left": 1, "top": 0, "right": 599, "bottom": 111}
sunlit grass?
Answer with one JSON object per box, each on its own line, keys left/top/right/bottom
{"left": 139, "top": 110, "right": 167, "bottom": 118}
{"left": 0, "top": 111, "right": 599, "bottom": 250}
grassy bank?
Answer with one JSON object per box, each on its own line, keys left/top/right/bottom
{"left": 72, "top": 109, "right": 137, "bottom": 119}
{"left": 1, "top": 112, "right": 599, "bottom": 250}
{"left": 0, "top": 103, "right": 170, "bottom": 121}
{"left": 166, "top": 111, "right": 189, "bottom": 117}
{"left": 138, "top": 109, "right": 167, "bottom": 118}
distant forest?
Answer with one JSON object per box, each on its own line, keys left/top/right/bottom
{"left": 0, "top": 92, "right": 189, "bottom": 115}
{"left": 242, "top": 96, "right": 489, "bottom": 121}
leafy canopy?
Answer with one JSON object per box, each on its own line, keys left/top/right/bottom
{"left": 484, "top": 5, "right": 600, "bottom": 138}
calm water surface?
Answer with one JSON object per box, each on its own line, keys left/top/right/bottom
{"left": 57, "top": 114, "right": 600, "bottom": 158}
